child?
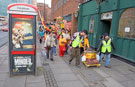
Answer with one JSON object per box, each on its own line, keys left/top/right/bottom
{"left": 80, "top": 34, "right": 90, "bottom": 54}
{"left": 59, "top": 34, "right": 67, "bottom": 56}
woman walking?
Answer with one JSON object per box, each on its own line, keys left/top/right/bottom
{"left": 59, "top": 34, "right": 67, "bottom": 57}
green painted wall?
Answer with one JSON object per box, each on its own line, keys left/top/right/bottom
{"left": 82, "top": 1, "right": 98, "bottom": 16}
{"left": 78, "top": 0, "right": 135, "bottom": 62}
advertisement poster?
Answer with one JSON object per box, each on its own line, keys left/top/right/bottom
{"left": 13, "top": 56, "right": 33, "bottom": 73}
{"left": 12, "top": 16, "right": 34, "bottom": 51}
{"left": 89, "top": 16, "right": 94, "bottom": 33}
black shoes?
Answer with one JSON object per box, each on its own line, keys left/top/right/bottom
{"left": 104, "top": 65, "right": 111, "bottom": 68}
{"left": 50, "top": 59, "right": 54, "bottom": 61}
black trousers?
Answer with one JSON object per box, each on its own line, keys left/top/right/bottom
{"left": 80, "top": 47, "right": 84, "bottom": 54}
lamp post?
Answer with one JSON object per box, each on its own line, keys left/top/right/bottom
{"left": 62, "top": 0, "right": 64, "bottom": 17}
{"left": 44, "top": 0, "right": 46, "bottom": 23}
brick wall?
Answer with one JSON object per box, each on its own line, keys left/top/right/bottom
{"left": 51, "top": 0, "right": 79, "bottom": 34}
{"left": 37, "top": 3, "right": 51, "bottom": 23}
{"left": 51, "top": 0, "right": 79, "bottom": 20}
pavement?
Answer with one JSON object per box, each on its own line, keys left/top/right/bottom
{"left": 0, "top": 40, "right": 135, "bottom": 87}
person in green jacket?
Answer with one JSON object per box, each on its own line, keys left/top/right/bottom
{"left": 69, "top": 30, "right": 87, "bottom": 67}
{"left": 97, "top": 33, "right": 115, "bottom": 68}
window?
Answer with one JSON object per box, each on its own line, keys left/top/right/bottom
{"left": 118, "top": 8, "right": 135, "bottom": 39}
{"left": 58, "top": 0, "right": 63, "bottom": 8}
{"left": 64, "top": 0, "right": 69, "bottom": 3}
{"left": 54, "top": 4, "right": 57, "bottom": 12}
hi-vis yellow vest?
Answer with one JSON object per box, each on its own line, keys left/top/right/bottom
{"left": 101, "top": 39, "right": 111, "bottom": 53}
{"left": 72, "top": 35, "right": 83, "bottom": 48}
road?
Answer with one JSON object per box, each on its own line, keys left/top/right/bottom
{"left": 0, "top": 31, "right": 8, "bottom": 48}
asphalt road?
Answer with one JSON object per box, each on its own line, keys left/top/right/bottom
{"left": 0, "top": 31, "right": 8, "bottom": 48}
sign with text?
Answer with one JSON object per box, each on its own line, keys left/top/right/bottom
{"left": 13, "top": 56, "right": 33, "bottom": 73}
{"left": 101, "top": 12, "right": 113, "bottom": 20}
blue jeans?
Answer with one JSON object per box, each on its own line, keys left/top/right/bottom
{"left": 100, "top": 53, "right": 111, "bottom": 66}
{"left": 53, "top": 46, "right": 56, "bottom": 55}
{"left": 65, "top": 46, "right": 69, "bottom": 54}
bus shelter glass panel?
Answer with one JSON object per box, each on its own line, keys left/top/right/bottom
{"left": 11, "top": 15, "right": 34, "bottom": 51}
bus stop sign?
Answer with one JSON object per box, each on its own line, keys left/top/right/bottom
{"left": 8, "top": 3, "right": 38, "bottom": 75}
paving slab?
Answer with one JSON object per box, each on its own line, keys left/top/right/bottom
{"left": 26, "top": 75, "right": 45, "bottom": 83}
{"left": 127, "top": 73, "right": 135, "bottom": 80}
{"left": 90, "top": 82, "right": 105, "bottom": 87}
{"left": 57, "top": 80, "right": 84, "bottom": 87}
{"left": 102, "top": 68, "right": 133, "bottom": 82}
{"left": 112, "top": 65, "right": 135, "bottom": 75}
{"left": 26, "top": 82, "right": 46, "bottom": 87}
{"left": 81, "top": 70, "right": 104, "bottom": 82}
{"left": 1, "top": 59, "right": 8, "bottom": 66}
{"left": 103, "top": 77, "right": 124, "bottom": 87}
{"left": 51, "top": 68, "right": 73, "bottom": 74}
{"left": 0, "top": 81, "right": 5, "bottom": 87}
{"left": 4, "top": 76, "right": 26, "bottom": 87}
{"left": 0, "top": 72, "right": 8, "bottom": 81}
{"left": 121, "top": 80, "right": 135, "bottom": 87}
{"left": 54, "top": 73, "right": 78, "bottom": 82}
{"left": 93, "top": 68, "right": 110, "bottom": 78}
{"left": 0, "top": 65, "right": 9, "bottom": 73}
{"left": 49, "top": 63, "right": 69, "bottom": 69}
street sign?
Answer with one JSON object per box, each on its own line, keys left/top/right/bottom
{"left": 8, "top": 3, "right": 38, "bottom": 75}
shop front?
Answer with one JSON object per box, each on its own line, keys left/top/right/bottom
{"left": 78, "top": 0, "right": 135, "bottom": 62}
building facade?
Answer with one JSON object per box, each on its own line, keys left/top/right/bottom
{"left": 78, "top": 0, "right": 135, "bottom": 62}
{"left": 51, "top": 0, "right": 80, "bottom": 35}
{"left": 37, "top": 3, "right": 51, "bottom": 24}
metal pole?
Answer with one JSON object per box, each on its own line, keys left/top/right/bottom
{"left": 62, "top": 0, "right": 64, "bottom": 17}
{"left": 44, "top": 0, "right": 46, "bottom": 23}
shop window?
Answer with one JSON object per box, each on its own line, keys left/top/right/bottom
{"left": 118, "top": 8, "right": 135, "bottom": 39}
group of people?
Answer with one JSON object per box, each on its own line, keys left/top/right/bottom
{"left": 69, "top": 31, "right": 115, "bottom": 68}
{"left": 38, "top": 27, "right": 71, "bottom": 61}
{"left": 38, "top": 26, "right": 115, "bottom": 68}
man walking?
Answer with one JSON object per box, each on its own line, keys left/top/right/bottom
{"left": 69, "top": 30, "right": 87, "bottom": 67}
{"left": 97, "top": 33, "right": 115, "bottom": 68}
{"left": 44, "top": 32, "right": 56, "bottom": 61}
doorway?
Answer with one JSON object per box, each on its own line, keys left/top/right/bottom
{"left": 101, "top": 20, "right": 112, "bottom": 35}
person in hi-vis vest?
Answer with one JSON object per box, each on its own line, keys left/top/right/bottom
{"left": 97, "top": 33, "right": 115, "bottom": 68}
{"left": 69, "top": 30, "right": 87, "bottom": 67}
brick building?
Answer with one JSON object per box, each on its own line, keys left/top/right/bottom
{"left": 37, "top": 3, "right": 51, "bottom": 23}
{"left": 51, "top": 0, "right": 80, "bottom": 35}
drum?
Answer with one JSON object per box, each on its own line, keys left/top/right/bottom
{"left": 85, "top": 50, "right": 96, "bottom": 59}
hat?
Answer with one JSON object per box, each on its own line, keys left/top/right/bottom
{"left": 104, "top": 33, "right": 109, "bottom": 37}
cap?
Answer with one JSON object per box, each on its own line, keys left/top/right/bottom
{"left": 104, "top": 33, "right": 109, "bottom": 37}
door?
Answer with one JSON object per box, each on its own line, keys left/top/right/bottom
{"left": 101, "top": 20, "right": 112, "bottom": 35}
